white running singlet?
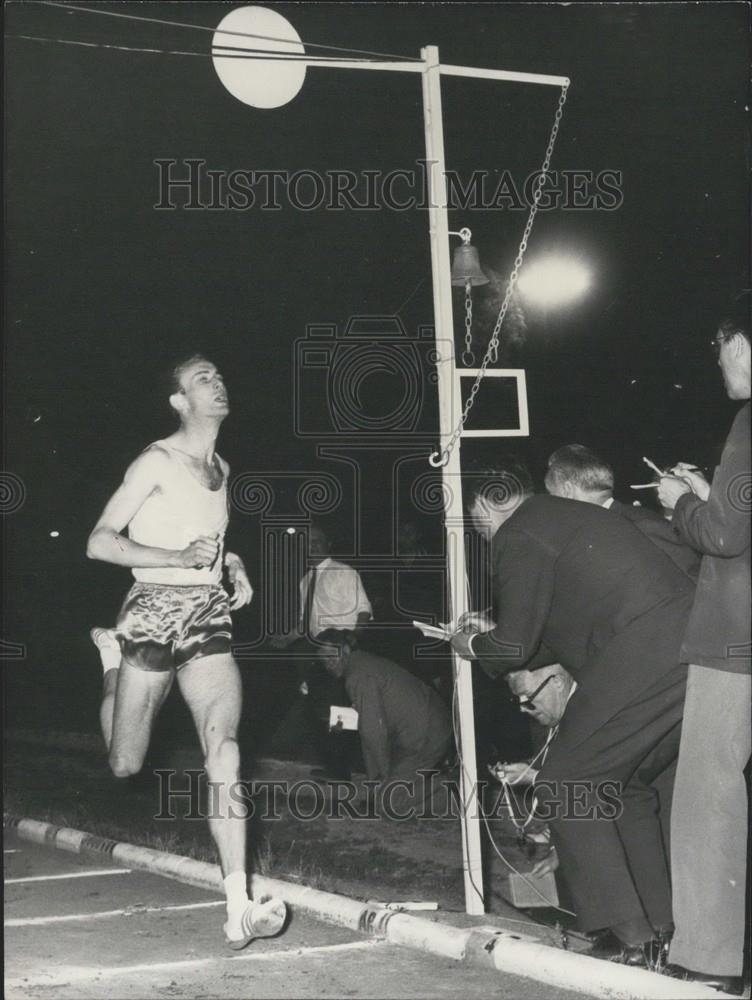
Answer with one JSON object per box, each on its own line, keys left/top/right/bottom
{"left": 128, "top": 440, "right": 229, "bottom": 585}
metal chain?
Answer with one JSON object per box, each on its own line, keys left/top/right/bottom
{"left": 429, "top": 82, "right": 569, "bottom": 468}
{"left": 462, "top": 280, "right": 475, "bottom": 367}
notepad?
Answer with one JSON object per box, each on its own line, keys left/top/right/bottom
{"left": 329, "top": 706, "right": 359, "bottom": 731}
{"left": 412, "top": 620, "right": 455, "bottom": 641}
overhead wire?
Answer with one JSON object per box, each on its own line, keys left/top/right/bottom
{"left": 392, "top": 276, "right": 428, "bottom": 318}
{"left": 5, "top": 32, "right": 406, "bottom": 63}
{"left": 7, "top": 32, "right": 207, "bottom": 58}
{"left": 38, "top": 1, "right": 423, "bottom": 62}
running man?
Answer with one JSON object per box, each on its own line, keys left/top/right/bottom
{"left": 86, "top": 353, "right": 286, "bottom": 949}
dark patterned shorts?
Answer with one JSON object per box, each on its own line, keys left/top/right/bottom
{"left": 115, "top": 583, "right": 232, "bottom": 672}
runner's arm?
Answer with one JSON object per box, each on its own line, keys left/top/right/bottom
{"left": 225, "top": 551, "right": 253, "bottom": 608}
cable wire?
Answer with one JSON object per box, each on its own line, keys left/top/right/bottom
{"left": 392, "top": 276, "right": 427, "bottom": 318}
{"left": 7, "top": 31, "right": 207, "bottom": 58}
{"left": 6, "top": 32, "right": 403, "bottom": 63}
{"left": 450, "top": 680, "right": 486, "bottom": 908}
{"left": 450, "top": 674, "right": 576, "bottom": 917}
{"left": 38, "top": 1, "right": 423, "bottom": 62}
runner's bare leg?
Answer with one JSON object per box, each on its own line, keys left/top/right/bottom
{"left": 177, "top": 652, "right": 245, "bottom": 873}
{"left": 100, "top": 667, "right": 119, "bottom": 749}
{"left": 108, "top": 660, "right": 174, "bottom": 774}
{"left": 177, "top": 651, "right": 286, "bottom": 945}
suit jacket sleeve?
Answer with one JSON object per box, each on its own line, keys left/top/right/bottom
{"left": 523, "top": 642, "right": 561, "bottom": 671}
{"left": 672, "top": 405, "right": 751, "bottom": 558}
{"left": 471, "top": 527, "right": 555, "bottom": 677}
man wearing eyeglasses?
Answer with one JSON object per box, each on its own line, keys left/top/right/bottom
{"left": 451, "top": 458, "right": 694, "bottom": 969}
{"left": 499, "top": 664, "right": 675, "bottom": 887}
{"left": 656, "top": 306, "right": 750, "bottom": 996}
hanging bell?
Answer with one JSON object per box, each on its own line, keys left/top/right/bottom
{"left": 451, "top": 241, "right": 488, "bottom": 287}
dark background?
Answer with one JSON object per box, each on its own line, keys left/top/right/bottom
{"left": 3, "top": 3, "right": 749, "bottom": 742}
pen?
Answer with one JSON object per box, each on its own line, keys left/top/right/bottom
{"left": 642, "top": 456, "right": 665, "bottom": 478}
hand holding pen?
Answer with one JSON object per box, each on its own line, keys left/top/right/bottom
{"left": 630, "top": 456, "right": 710, "bottom": 502}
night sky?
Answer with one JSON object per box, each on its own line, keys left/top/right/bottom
{"left": 4, "top": 2, "right": 749, "bottom": 730}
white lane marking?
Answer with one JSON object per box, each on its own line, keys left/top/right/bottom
{"left": 5, "top": 940, "right": 385, "bottom": 989}
{"left": 6, "top": 899, "right": 225, "bottom": 927}
{"left": 4, "top": 849, "right": 22, "bottom": 854}
{"left": 5, "top": 869, "right": 132, "bottom": 884}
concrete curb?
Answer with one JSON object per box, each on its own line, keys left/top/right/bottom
{"left": 4, "top": 812, "right": 731, "bottom": 999}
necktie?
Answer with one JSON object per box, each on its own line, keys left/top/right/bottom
{"left": 302, "top": 566, "right": 318, "bottom": 637}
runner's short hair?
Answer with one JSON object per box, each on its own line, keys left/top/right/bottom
{"left": 164, "top": 353, "right": 212, "bottom": 417}
{"left": 167, "top": 353, "right": 213, "bottom": 394}
{"left": 545, "top": 444, "right": 614, "bottom": 495}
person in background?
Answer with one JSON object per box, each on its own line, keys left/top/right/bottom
{"left": 544, "top": 444, "right": 700, "bottom": 580}
{"left": 316, "top": 628, "right": 452, "bottom": 813}
{"left": 272, "top": 522, "right": 372, "bottom": 781}
{"left": 657, "top": 305, "right": 751, "bottom": 997}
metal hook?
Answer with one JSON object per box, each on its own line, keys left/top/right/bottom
{"left": 428, "top": 449, "right": 449, "bottom": 468}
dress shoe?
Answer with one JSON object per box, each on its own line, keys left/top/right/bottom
{"left": 663, "top": 964, "right": 745, "bottom": 996}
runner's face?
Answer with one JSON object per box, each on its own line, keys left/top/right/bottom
{"left": 178, "top": 361, "right": 229, "bottom": 418}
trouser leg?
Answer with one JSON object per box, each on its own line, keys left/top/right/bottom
{"left": 615, "top": 719, "right": 682, "bottom": 931}
{"left": 538, "top": 666, "right": 686, "bottom": 936}
{"left": 669, "top": 665, "right": 751, "bottom": 976}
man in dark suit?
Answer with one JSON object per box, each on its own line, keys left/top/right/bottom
{"left": 450, "top": 460, "right": 695, "bottom": 965}
{"left": 544, "top": 444, "right": 700, "bottom": 581}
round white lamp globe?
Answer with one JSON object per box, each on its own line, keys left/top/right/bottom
{"left": 212, "top": 6, "right": 306, "bottom": 109}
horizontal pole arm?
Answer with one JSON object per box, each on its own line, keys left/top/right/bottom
{"left": 440, "top": 63, "right": 569, "bottom": 86}
{"left": 304, "top": 59, "right": 569, "bottom": 87}
{"left": 304, "top": 59, "right": 424, "bottom": 73}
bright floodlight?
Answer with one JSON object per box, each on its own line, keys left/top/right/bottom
{"left": 212, "top": 7, "right": 306, "bottom": 109}
{"left": 517, "top": 257, "right": 591, "bottom": 308}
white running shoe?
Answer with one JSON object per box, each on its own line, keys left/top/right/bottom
{"left": 224, "top": 895, "right": 287, "bottom": 951}
{"left": 90, "top": 628, "right": 121, "bottom": 672}
{"left": 90, "top": 627, "right": 119, "bottom": 651}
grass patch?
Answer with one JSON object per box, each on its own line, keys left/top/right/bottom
{"left": 4, "top": 740, "right": 464, "bottom": 906}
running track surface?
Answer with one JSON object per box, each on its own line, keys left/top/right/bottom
{"left": 4, "top": 831, "right": 586, "bottom": 999}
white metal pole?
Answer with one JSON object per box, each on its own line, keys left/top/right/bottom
{"left": 420, "top": 45, "right": 485, "bottom": 915}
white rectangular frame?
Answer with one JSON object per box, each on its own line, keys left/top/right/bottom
{"left": 456, "top": 368, "right": 530, "bottom": 437}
